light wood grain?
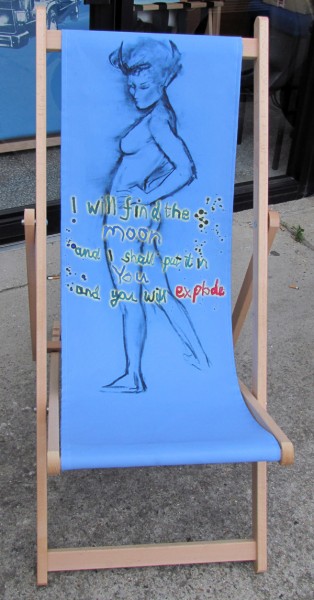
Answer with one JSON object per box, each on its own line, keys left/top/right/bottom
{"left": 0, "top": 136, "right": 60, "bottom": 153}
{"left": 48, "top": 540, "right": 256, "bottom": 572}
{"left": 24, "top": 209, "right": 36, "bottom": 360}
{"left": 240, "top": 380, "right": 294, "bottom": 466}
{"left": 47, "top": 322, "right": 61, "bottom": 476}
{"left": 251, "top": 16, "right": 269, "bottom": 574}
{"left": 31, "top": 13, "right": 294, "bottom": 584}
{"left": 232, "top": 210, "right": 280, "bottom": 345}
{"left": 36, "top": 5, "right": 49, "bottom": 586}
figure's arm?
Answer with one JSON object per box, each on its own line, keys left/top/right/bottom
{"left": 136, "top": 113, "right": 196, "bottom": 206}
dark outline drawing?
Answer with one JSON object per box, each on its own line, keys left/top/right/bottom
{"left": 102, "top": 37, "right": 210, "bottom": 394}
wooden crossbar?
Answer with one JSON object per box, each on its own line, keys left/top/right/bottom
{"left": 46, "top": 30, "right": 258, "bottom": 58}
{"left": 47, "top": 540, "right": 256, "bottom": 572}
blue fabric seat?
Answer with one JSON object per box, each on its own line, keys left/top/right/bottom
{"left": 60, "top": 30, "right": 280, "bottom": 471}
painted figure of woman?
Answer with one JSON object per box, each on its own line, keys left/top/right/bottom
{"left": 103, "top": 37, "right": 210, "bottom": 393}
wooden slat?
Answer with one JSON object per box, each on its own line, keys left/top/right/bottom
{"left": 0, "top": 135, "right": 60, "bottom": 154}
{"left": 24, "top": 208, "right": 36, "bottom": 361}
{"left": 232, "top": 210, "right": 280, "bottom": 345}
{"left": 243, "top": 38, "right": 258, "bottom": 58}
{"left": 47, "top": 30, "right": 61, "bottom": 51}
{"left": 36, "top": 4, "right": 49, "bottom": 587}
{"left": 251, "top": 16, "right": 269, "bottom": 575}
{"left": 252, "top": 16, "right": 269, "bottom": 409}
{"left": 48, "top": 540, "right": 256, "bottom": 572}
{"left": 47, "top": 340, "right": 61, "bottom": 352}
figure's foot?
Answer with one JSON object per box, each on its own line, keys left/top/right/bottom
{"left": 101, "top": 371, "right": 147, "bottom": 394}
{"left": 183, "top": 350, "right": 211, "bottom": 371}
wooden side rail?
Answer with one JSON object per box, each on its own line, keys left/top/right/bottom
{"left": 24, "top": 209, "right": 61, "bottom": 356}
{"left": 232, "top": 210, "right": 280, "bottom": 345}
{"left": 24, "top": 208, "right": 37, "bottom": 361}
{"left": 240, "top": 380, "right": 294, "bottom": 466}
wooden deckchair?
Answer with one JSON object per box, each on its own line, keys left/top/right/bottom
{"left": 24, "top": 7, "right": 294, "bottom": 585}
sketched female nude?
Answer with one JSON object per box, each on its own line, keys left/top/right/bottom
{"left": 102, "top": 38, "right": 210, "bottom": 393}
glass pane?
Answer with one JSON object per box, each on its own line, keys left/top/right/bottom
{"left": 1, "top": 0, "right": 314, "bottom": 217}
{"left": 221, "top": 0, "right": 314, "bottom": 183}
{"left": 0, "top": 1, "right": 89, "bottom": 214}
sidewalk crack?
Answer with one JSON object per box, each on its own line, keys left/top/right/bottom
{"left": 0, "top": 283, "right": 28, "bottom": 294}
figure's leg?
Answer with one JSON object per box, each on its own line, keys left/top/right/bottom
{"left": 147, "top": 247, "right": 210, "bottom": 370}
{"left": 156, "top": 290, "right": 211, "bottom": 370}
{"left": 102, "top": 226, "right": 148, "bottom": 392}
{"left": 102, "top": 301, "right": 147, "bottom": 393}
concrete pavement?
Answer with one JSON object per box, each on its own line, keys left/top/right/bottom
{"left": 0, "top": 197, "right": 313, "bottom": 599}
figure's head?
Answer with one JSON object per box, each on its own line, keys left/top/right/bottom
{"left": 109, "top": 38, "right": 181, "bottom": 109}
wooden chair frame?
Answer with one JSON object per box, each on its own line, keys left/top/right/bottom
{"left": 24, "top": 7, "right": 293, "bottom": 585}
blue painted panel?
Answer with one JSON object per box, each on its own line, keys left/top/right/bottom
{"left": 60, "top": 30, "right": 281, "bottom": 470}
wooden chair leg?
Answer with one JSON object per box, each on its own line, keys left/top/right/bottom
{"left": 47, "top": 323, "right": 61, "bottom": 476}
{"left": 37, "top": 440, "right": 48, "bottom": 586}
{"left": 252, "top": 462, "right": 267, "bottom": 572}
{"left": 244, "top": 18, "right": 268, "bottom": 573}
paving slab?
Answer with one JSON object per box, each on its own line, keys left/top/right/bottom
{"left": 272, "top": 196, "right": 314, "bottom": 249}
